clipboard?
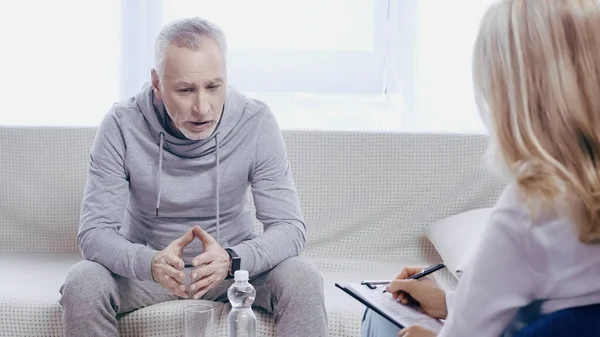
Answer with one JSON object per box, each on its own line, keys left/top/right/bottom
{"left": 335, "top": 282, "right": 404, "bottom": 328}
{"left": 335, "top": 282, "right": 444, "bottom": 332}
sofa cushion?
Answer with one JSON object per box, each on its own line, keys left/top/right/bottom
{"left": 1, "top": 253, "right": 442, "bottom": 336}
{"left": 1, "top": 127, "right": 505, "bottom": 267}
{"left": 425, "top": 208, "right": 492, "bottom": 279}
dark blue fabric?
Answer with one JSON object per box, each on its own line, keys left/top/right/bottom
{"left": 513, "top": 304, "right": 600, "bottom": 337}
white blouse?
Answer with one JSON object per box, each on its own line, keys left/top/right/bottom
{"left": 438, "top": 183, "right": 600, "bottom": 337}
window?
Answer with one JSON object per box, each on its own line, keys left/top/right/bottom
{"left": 0, "top": 0, "right": 121, "bottom": 126}
{"left": 0, "top": 0, "right": 495, "bottom": 134}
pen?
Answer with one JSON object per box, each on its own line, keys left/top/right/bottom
{"left": 360, "top": 280, "right": 390, "bottom": 288}
{"left": 382, "top": 263, "right": 446, "bottom": 293}
{"left": 408, "top": 263, "right": 446, "bottom": 280}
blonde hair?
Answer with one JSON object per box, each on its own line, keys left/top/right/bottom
{"left": 473, "top": 0, "right": 600, "bottom": 243}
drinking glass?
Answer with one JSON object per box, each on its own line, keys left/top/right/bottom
{"left": 184, "top": 304, "right": 214, "bottom": 337}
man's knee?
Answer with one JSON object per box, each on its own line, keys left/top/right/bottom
{"left": 271, "top": 256, "right": 324, "bottom": 296}
{"left": 60, "top": 260, "right": 115, "bottom": 306}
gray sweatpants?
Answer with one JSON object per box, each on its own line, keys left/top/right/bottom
{"left": 59, "top": 256, "right": 328, "bottom": 337}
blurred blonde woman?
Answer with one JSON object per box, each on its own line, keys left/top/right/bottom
{"left": 362, "top": 0, "right": 600, "bottom": 336}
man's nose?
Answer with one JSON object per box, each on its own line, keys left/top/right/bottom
{"left": 193, "top": 91, "right": 210, "bottom": 115}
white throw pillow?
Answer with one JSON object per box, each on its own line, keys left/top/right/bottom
{"left": 425, "top": 208, "right": 493, "bottom": 279}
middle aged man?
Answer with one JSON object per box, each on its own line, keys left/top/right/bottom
{"left": 59, "top": 16, "right": 328, "bottom": 337}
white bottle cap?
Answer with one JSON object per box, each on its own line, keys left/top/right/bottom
{"left": 234, "top": 270, "right": 249, "bottom": 281}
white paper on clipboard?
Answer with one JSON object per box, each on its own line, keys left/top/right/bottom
{"left": 335, "top": 282, "right": 444, "bottom": 332}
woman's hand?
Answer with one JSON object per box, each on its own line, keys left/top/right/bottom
{"left": 387, "top": 266, "right": 448, "bottom": 319}
{"left": 398, "top": 325, "right": 437, "bottom": 337}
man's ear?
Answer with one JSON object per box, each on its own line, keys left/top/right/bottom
{"left": 151, "top": 69, "right": 163, "bottom": 100}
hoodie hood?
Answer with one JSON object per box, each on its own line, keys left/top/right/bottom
{"left": 135, "top": 82, "right": 247, "bottom": 159}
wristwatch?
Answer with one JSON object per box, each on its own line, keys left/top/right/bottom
{"left": 225, "top": 248, "right": 241, "bottom": 278}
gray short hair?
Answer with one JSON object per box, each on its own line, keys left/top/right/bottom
{"left": 154, "top": 17, "right": 227, "bottom": 77}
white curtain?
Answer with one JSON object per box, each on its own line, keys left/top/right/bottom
{"left": 0, "top": 0, "right": 494, "bottom": 134}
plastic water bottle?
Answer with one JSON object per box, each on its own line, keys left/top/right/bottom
{"left": 227, "top": 270, "right": 257, "bottom": 337}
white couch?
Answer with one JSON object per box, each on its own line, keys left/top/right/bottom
{"left": 0, "top": 127, "right": 505, "bottom": 337}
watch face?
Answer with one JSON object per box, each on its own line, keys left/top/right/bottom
{"left": 232, "top": 257, "right": 241, "bottom": 272}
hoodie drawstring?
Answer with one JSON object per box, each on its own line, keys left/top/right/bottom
{"left": 215, "top": 133, "right": 221, "bottom": 244}
{"left": 156, "top": 132, "right": 165, "bottom": 217}
{"left": 155, "top": 131, "right": 222, "bottom": 245}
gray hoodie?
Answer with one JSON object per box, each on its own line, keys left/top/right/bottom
{"left": 78, "top": 83, "right": 306, "bottom": 281}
